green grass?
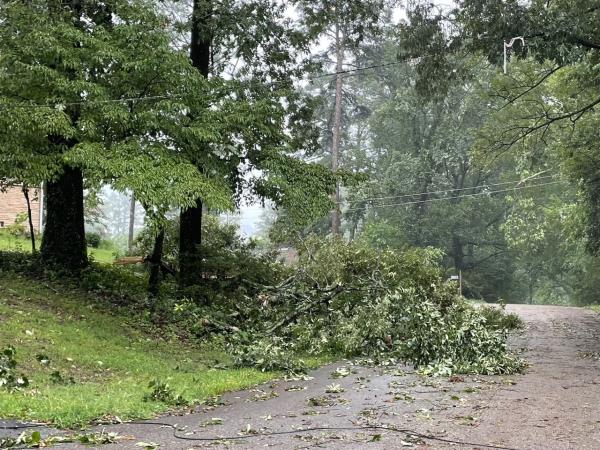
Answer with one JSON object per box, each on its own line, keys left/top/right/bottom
{"left": 0, "top": 232, "right": 116, "bottom": 264}
{"left": 0, "top": 232, "right": 29, "bottom": 253}
{"left": 87, "top": 246, "right": 117, "bottom": 264}
{"left": 0, "top": 274, "right": 282, "bottom": 427}
{"left": 589, "top": 305, "right": 600, "bottom": 314}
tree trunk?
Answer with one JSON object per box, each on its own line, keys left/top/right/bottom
{"left": 451, "top": 235, "right": 464, "bottom": 272}
{"left": 40, "top": 166, "right": 88, "bottom": 271}
{"left": 331, "top": 19, "right": 344, "bottom": 236}
{"left": 22, "top": 186, "right": 36, "bottom": 253}
{"left": 128, "top": 194, "right": 136, "bottom": 253}
{"left": 179, "top": 0, "right": 211, "bottom": 291}
{"left": 148, "top": 229, "right": 165, "bottom": 297}
{"left": 179, "top": 199, "right": 203, "bottom": 289}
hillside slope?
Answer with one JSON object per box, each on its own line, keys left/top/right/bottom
{"left": 0, "top": 274, "right": 276, "bottom": 427}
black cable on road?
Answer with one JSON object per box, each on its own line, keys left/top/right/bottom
{"left": 0, "top": 420, "right": 524, "bottom": 449}
{"left": 120, "top": 420, "right": 525, "bottom": 450}
{"left": 0, "top": 422, "right": 48, "bottom": 430}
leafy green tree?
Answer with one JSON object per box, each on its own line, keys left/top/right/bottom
{"left": 294, "top": 0, "right": 391, "bottom": 235}
{"left": 0, "top": 0, "right": 233, "bottom": 272}
{"left": 399, "top": 0, "right": 600, "bottom": 255}
{"left": 165, "top": 0, "right": 340, "bottom": 291}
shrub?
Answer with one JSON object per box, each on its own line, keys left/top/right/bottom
{"left": 79, "top": 263, "right": 148, "bottom": 306}
{"left": 135, "top": 215, "right": 288, "bottom": 306}
{"left": 85, "top": 232, "right": 102, "bottom": 248}
{"left": 0, "top": 251, "right": 37, "bottom": 273}
{"left": 479, "top": 304, "right": 525, "bottom": 331}
{"left": 5, "top": 212, "right": 28, "bottom": 238}
{"left": 0, "top": 346, "right": 29, "bottom": 391}
{"left": 143, "top": 379, "right": 188, "bottom": 406}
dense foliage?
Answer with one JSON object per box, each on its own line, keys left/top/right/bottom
{"left": 0, "top": 227, "right": 524, "bottom": 376}
{"left": 274, "top": 3, "right": 600, "bottom": 307}
{"left": 9, "top": 0, "right": 597, "bottom": 403}
{"left": 135, "top": 215, "right": 286, "bottom": 304}
{"left": 352, "top": 1, "right": 600, "bottom": 306}
{"left": 0, "top": 346, "right": 29, "bottom": 391}
{"left": 226, "top": 237, "right": 524, "bottom": 375}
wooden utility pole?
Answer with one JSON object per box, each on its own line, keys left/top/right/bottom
{"left": 331, "top": 18, "right": 344, "bottom": 236}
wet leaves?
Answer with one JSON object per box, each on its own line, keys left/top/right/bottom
{"left": 246, "top": 389, "right": 279, "bottom": 402}
{"left": 325, "top": 383, "right": 345, "bottom": 393}
{"left": 331, "top": 367, "right": 352, "bottom": 378}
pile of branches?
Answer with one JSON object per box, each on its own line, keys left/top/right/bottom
{"left": 227, "top": 236, "right": 525, "bottom": 376}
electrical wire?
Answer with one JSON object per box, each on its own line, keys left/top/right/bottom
{"left": 346, "top": 180, "right": 566, "bottom": 211}
{"left": 0, "top": 61, "right": 406, "bottom": 111}
{"left": 310, "top": 61, "right": 406, "bottom": 80}
{"left": 0, "top": 421, "right": 523, "bottom": 450}
{"left": 343, "top": 174, "right": 556, "bottom": 204}
{"left": 0, "top": 422, "right": 48, "bottom": 430}
{"left": 0, "top": 420, "right": 523, "bottom": 449}
{"left": 117, "top": 421, "right": 524, "bottom": 450}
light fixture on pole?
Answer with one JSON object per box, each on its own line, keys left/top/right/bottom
{"left": 504, "top": 36, "right": 525, "bottom": 74}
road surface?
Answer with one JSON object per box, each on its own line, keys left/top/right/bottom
{"left": 2, "top": 305, "right": 600, "bottom": 449}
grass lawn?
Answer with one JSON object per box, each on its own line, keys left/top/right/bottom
{"left": 589, "top": 305, "right": 600, "bottom": 314}
{"left": 0, "top": 274, "right": 285, "bottom": 428}
{"left": 0, "top": 232, "right": 116, "bottom": 264}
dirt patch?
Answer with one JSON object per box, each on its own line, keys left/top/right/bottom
{"left": 3, "top": 305, "right": 600, "bottom": 449}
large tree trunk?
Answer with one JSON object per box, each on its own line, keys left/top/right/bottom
{"left": 39, "top": 0, "right": 92, "bottom": 272}
{"left": 331, "top": 19, "right": 344, "bottom": 236}
{"left": 40, "top": 166, "right": 88, "bottom": 271}
{"left": 179, "top": 199, "right": 203, "bottom": 289}
{"left": 179, "top": 0, "right": 211, "bottom": 291}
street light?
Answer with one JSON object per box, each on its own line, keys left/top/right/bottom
{"left": 504, "top": 36, "right": 525, "bottom": 74}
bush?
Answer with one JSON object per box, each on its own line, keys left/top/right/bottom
{"left": 78, "top": 263, "right": 148, "bottom": 306}
{"left": 5, "top": 213, "right": 28, "bottom": 238}
{"left": 0, "top": 346, "right": 29, "bottom": 391}
{"left": 135, "top": 215, "right": 288, "bottom": 306}
{"left": 0, "top": 251, "right": 37, "bottom": 273}
{"left": 230, "top": 335, "right": 307, "bottom": 374}
{"left": 85, "top": 232, "right": 102, "bottom": 248}
{"left": 479, "top": 304, "right": 525, "bottom": 331}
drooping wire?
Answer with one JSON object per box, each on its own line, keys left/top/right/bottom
{"left": 101, "top": 421, "right": 523, "bottom": 450}
{"left": 342, "top": 174, "right": 556, "bottom": 204}
{"left": 0, "top": 61, "right": 407, "bottom": 111}
{"left": 345, "top": 180, "right": 566, "bottom": 211}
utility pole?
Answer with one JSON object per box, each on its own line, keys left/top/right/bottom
{"left": 331, "top": 16, "right": 344, "bottom": 236}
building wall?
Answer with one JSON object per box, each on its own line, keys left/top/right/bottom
{"left": 0, "top": 186, "right": 42, "bottom": 232}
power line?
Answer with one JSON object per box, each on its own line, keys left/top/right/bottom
{"left": 310, "top": 61, "right": 405, "bottom": 80}
{"left": 343, "top": 174, "right": 556, "bottom": 204}
{"left": 97, "top": 421, "right": 522, "bottom": 450}
{"left": 0, "top": 61, "right": 405, "bottom": 111}
{"left": 346, "top": 180, "right": 566, "bottom": 211}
